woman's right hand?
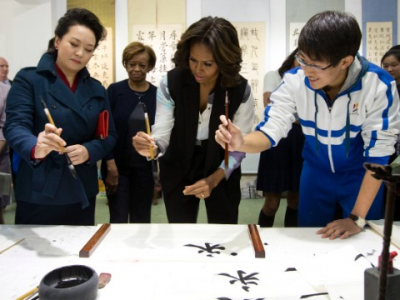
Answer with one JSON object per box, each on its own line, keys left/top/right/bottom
{"left": 34, "top": 123, "right": 66, "bottom": 159}
{"left": 133, "top": 131, "right": 158, "bottom": 157}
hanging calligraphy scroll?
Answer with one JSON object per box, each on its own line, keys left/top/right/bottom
{"left": 289, "top": 22, "right": 306, "bottom": 54}
{"left": 87, "top": 27, "right": 114, "bottom": 88}
{"left": 131, "top": 24, "right": 183, "bottom": 86}
{"left": 366, "top": 22, "right": 392, "bottom": 66}
{"left": 234, "top": 22, "right": 265, "bottom": 125}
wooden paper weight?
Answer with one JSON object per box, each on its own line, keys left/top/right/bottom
{"left": 79, "top": 223, "right": 111, "bottom": 258}
{"left": 248, "top": 224, "right": 265, "bottom": 258}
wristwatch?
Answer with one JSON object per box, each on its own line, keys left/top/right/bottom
{"left": 348, "top": 213, "right": 366, "bottom": 229}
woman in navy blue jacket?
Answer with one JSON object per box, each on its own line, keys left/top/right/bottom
{"left": 4, "top": 8, "right": 117, "bottom": 225}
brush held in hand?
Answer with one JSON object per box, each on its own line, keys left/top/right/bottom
{"left": 224, "top": 91, "right": 229, "bottom": 175}
{"left": 40, "top": 97, "right": 77, "bottom": 179}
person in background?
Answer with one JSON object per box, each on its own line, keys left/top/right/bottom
{"left": 381, "top": 49, "right": 400, "bottom": 93}
{"left": 0, "top": 57, "right": 12, "bottom": 86}
{"left": 133, "top": 16, "right": 254, "bottom": 224}
{"left": 101, "top": 41, "right": 157, "bottom": 223}
{"left": 216, "top": 11, "right": 400, "bottom": 239}
{"left": 257, "top": 48, "right": 304, "bottom": 227}
{"left": 381, "top": 48, "right": 400, "bottom": 221}
{"left": 0, "top": 82, "right": 11, "bottom": 224}
{"left": 3, "top": 8, "right": 117, "bottom": 225}
{"left": 0, "top": 56, "right": 18, "bottom": 188}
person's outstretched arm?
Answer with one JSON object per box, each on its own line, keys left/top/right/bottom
{"left": 215, "top": 115, "right": 271, "bottom": 153}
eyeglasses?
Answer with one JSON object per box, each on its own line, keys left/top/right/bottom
{"left": 294, "top": 54, "right": 332, "bottom": 71}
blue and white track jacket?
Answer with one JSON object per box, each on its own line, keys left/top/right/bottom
{"left": 256, "top": 55, "right": 400, "bottom": 174}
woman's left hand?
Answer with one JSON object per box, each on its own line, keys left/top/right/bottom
{"left": 316, "top": 218, "right": 361, "bottom": 240}
{"left": 183, "top": 178, "right": 214, "bottom": 199}
{"left": 65, "top": 144, "right": 89, "bottom": 165}
{"left": 183, "top": 169, "right": 224, "bottom": 199}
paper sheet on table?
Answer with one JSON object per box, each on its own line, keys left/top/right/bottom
{"left": 367, "top": 219, "right": 400, "bottom": 249}
{"left": 94, "top": 261, "right": 328, "bottom": 300}
{"left": 88, "top": 224, "right": 258, "bottom": 261}
{"left": 0, "top": 225, "right": 100, "bottom": 257}
{"left": 296, "top": 245, "right": 373, "bottom": 299}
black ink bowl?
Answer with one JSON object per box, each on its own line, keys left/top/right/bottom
{"left": 39, "top": 265, "right": 99, "bottom": 300}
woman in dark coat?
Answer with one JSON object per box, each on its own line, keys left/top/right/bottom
{"left": 4, "top": 8, "right": 117, "bottom": 225}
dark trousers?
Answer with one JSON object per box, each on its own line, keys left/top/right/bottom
{"left": 163, "top": 145, "right": 241, "bottom": 224}
{"left": 164, "top": 180, "right": 241, "bottom": 224}
{"left": 107, "top": 165, "right": 154, "bottom": 223}
{"left": 15, "top": 196, "right": 96, "bottom": 226}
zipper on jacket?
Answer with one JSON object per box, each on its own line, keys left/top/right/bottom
{"left": 327, "top": 109, "right": 335, "bottom": 173}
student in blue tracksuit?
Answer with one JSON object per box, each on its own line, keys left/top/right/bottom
{"left": 216, "top": 11, "right": 400, "bottom": 239}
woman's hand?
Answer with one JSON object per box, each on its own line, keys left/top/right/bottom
{"left": 133, "top": 131, "right": 158, "bottom": 157}
{"left": 65, "top": 144, "right": 89, "bottom": 165}
{"left": 183, "top": 178, "right": 213, "bottom": 199}
{"left": 183, "top": 169, "right": 224, "bottom": 199}
{"left": 35, "top": 123, "right": 66, "bottom": 159}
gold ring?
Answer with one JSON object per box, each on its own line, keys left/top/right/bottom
{"left": 201, "top": 193, "right": 205, "bottom": 198}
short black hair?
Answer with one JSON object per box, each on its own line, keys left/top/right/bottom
{"left": 298, "top": 11, "right": 361, "bottom": 66}
{"left": 390, "top": 45, "right": 400, "bottom": 51}
{"left": 381, "top": 49, "right": 400, "bottom": 65}
{"left": 48, "top": 8, "right": 106, "bottom": 55}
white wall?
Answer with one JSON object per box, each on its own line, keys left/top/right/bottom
{"left": 0, "top": 0, "right": 64, "bottom": 79}
{"left": 3, "top": 0, "right": 400, "bottom": 80}
{"left": 115, "top": 0, "right": 129, "bottom": 81}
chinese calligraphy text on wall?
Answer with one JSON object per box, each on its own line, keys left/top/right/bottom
{"left": 234, "top": 22, "right": 265, "bottom": 125}
{"left": 131, "top": 24, "right": 183, "bottom": 86}
{"left": 87, "top": 27, "right": 114, "bottom": 88}
{"left": 289, "top": 22, "right": 305, "bottom": 54}
{"left": 366, "top": 22, "right": 392, "bottom": 65}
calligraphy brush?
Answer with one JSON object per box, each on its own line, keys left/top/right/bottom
{"left": 41, "top": 97, "right": 77, "bottom": 179}
{"left": 0, "top": 238, "right": 24, "bottom": 255}
{"left": 15, "top": 286, "right": 38, "bottom": 300}
{"left": 224, "top": 91, "right": 229, "bottom": 176}
{"left": 142, "top": 103, "right": 158, "bottom": 183}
